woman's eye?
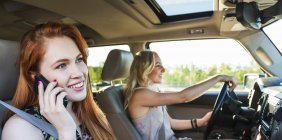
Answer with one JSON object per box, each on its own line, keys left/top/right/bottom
{"left": 76, "top": 57, "right": 83, "bottom": 63}
{"left": 156, "top": 64, "right": 162, "bottom": 68}
{"left": 56, "top": 63, "right": 66, "bottom": 69}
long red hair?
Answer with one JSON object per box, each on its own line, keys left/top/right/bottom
{"left": 5, "top": 22, "right": 116, "bottom": 140}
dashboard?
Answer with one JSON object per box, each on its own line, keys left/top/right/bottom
{"left": 248, "top": 77, "right": 282, "bottom": 140}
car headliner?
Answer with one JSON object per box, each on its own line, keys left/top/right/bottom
{"left": 0, "top": 0, "right": 277, "bottom": 45}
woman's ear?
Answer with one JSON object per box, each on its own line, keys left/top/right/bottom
{"left": 29, "top": 71, "right": 37, "bottom": 81}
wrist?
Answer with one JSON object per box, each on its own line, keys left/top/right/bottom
{"left": 198, "top": 118, "right": 208, "bottom": 127}
{"left": 58, "top": 128, "right": 76, "bottom": 140}
{"left": 190, "top": 118, "right": 199, "bottom": 129}
{"left": 215, "top": 74, "right": 223, "bottom": 82}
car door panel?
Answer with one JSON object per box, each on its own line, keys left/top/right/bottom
{"left": 167, "top": 90, "right": 249, "bottom": 139}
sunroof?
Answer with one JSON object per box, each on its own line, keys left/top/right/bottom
{"left": 145, "top": 0, "right": 214, "bottom": 23}
{"left": 155, "top": 0, "right": 214, "bottom": 16}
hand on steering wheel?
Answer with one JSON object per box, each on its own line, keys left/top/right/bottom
{"left": 203, "top": 82, "right": 230, "bottom": 140}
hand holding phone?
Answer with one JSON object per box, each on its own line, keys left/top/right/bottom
{"left": 33, "top": 74, "right": 76, "bottom": 135}
{"left": 33, "top": 74, "right": 68, "bottom": 107}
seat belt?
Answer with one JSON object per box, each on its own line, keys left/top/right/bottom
{"left": 158, "top": 121, "right": 165, "bottom": 140}
{"left": 0, "top": 100, "right": 58, "bottom": 139}
{"left": 158, "top": 106, "right": 165, "bottom": 140}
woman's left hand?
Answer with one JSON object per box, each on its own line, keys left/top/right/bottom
{"left": 217, "top": 74, "right": 238, "bottom": 92}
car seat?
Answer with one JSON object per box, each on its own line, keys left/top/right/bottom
{"left": 0, "top": 39, "right": 20, "bottom": 138}
{"left": 95, "top": 49, "right": 142, "bottom": 140}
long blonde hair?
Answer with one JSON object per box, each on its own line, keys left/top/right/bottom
{"left": 123, "top": 50, "right": 157, "bottom": 109}
{"left": 5, "top": 22, "right": 116, "bottom": 140}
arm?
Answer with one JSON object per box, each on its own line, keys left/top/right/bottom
{"left": 177, "top": 74, "right": 237, "bottom": 103}
{"left": 2, "top": 82, "right": 77, "bottom": 140}
{"left": 2, "top": 114, "right": 76, "bottom": 140}
{"left": 132, "top": 74, "right": 237, "bottom": 107}
{"left": 169, "top": 111, "right": 212, "bottom": 130}
{"left": 2, "top": 115, "right": 44, "bottom": 140}
{"left": 38, "top": 81, "right": 76, "bottom": 139}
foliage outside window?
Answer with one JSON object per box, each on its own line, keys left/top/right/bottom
{"left": 149, "top": 39, "right": 263, "bottom": 91}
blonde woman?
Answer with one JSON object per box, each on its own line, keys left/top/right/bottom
{"left": 124, "top": 50, "right": 237, "bottom": 140}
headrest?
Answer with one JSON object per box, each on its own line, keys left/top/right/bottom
{"left": 0, "top": 39, "right": 20, "bottom": 101}
{"left": 101, "top": 49, "right": 133, "bottom": 81}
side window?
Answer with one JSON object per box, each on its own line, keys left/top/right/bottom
{"left": 149, "top": 39, "right": 263, "bottom": 91}
{"left": 263, "top": 19, "right": 282, "bottom": 54}
{"left": 87, "top": 45, "right": 130, "bottom": 92}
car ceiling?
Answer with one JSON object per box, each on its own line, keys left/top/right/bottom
{"left": 0, "top": 0, "right": 278, "bottom": 46}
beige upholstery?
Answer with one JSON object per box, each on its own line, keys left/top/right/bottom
{"left": 96, "top": 49, "right": 142, "bottom": 140}
{"left": 0, "top": 39, "right": 20, "bottom": 137}
{"left": 101, "top": 49, "right": 133, "bottom": 81}
{"left": 96, "top": 86, "right": 142, "bottom": 140}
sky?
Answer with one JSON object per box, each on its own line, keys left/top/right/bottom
{"left": 150, "top": 39, "right": 254, "bottom": 69}
{"left": 156, "top": 0, "right": 213, "bottom": 16}
{"left": 87, "top": 45, "right": 129, "bottom": 67}
{"left": 87, "top": 39, "right": 255, "bottom": 69}
{"left": 263, "top": 20, "right": 282, "bottom": 52}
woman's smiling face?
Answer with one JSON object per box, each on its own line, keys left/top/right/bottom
{"left": 39, "top": 36, "right": 88, "bottom": 102}
{"left": 148, "top": 54, "right": 165, "bottom": 84}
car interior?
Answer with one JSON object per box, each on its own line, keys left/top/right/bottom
{"left": 96, "top": 49, "right": 140, "bottom": 140}
{"left": 0, "top": 40, "right": 19, "bottom": 138}
{"left": 1, "top": 0, "right": 282, "bottom": 140}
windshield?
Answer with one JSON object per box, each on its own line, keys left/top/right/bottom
{"left": 263, "top": 20, "right": 282, "bottom": 54}
{"left": 149, "top": 39, "right": 262, "bottom": 91}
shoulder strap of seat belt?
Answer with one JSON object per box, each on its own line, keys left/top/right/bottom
{"left": 158, "top": 106, "right": 165, "bottom": 140}
{"left": 0, "top": 100, "right": 58, "bottom": 139}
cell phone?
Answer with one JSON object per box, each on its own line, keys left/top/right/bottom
{"left": 33, "top": 74, "right": 68, "bottom": 107}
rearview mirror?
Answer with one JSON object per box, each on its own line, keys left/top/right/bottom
{"left": 236, "top": 2, "right": 261, "bottom": 30}
{"left": 236, "top": 0, "right": 282, "bottom": 30}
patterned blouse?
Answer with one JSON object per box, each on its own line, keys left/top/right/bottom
{"left": 24, "top": 106, "right": 92, "bottom": 140}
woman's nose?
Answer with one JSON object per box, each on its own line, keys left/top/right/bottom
{"left": 69, "top": 65, "right": 84, "bottom": 78}
{"left": 162, "top": 66, "right": 165, "bottom": 72}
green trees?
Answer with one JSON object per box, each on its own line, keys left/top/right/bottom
{"left": 163, "top": 63, "right": 262, "bottom": 90}
{"left": 88, "top": 66, "right": 103, "bottom": 84}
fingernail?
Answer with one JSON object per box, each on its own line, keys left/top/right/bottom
{"left": 38, "top": 81, "right": 41, "bottom": 86}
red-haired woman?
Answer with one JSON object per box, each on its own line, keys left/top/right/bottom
{"left": 2, "top": 22, "right": 116, "bottom": 140}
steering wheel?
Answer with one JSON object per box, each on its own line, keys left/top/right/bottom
{"left": 203, "top": 82, "right": 229, "bottom": 140}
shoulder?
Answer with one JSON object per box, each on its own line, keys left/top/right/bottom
{"left": 2, "top": 115, "right": 44, "bottom": 140}
{"left": 132, "top": 87, "right": 161, "bottom": 101}
{"left": 134, "top": 87, "right": 155, "bottom": 95}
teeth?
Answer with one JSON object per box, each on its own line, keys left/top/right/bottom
{"left": 70, "top": 82, "right": 83, "bottom": 89}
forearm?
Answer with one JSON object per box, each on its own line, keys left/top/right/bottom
{"left": 170, "top": 118, "right": 206, "bottom": 130}
{"left": 170, "top": 119, "right": 190, "bottom": 130}
{"left": 180, "top": 75, "right": 221, "bottom": 102}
